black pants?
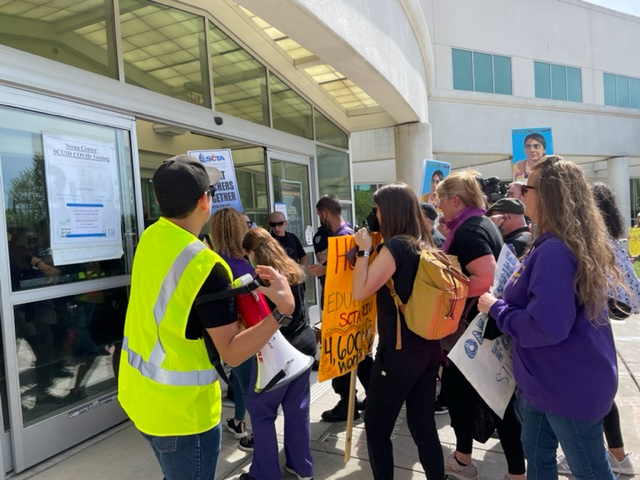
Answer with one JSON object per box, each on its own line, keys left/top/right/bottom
{"left": 365, "top": 345, "right": 444, "bottom": 479}
{"left": 331, "top": 354, "right": 373, "bottom": 398}
{"left": 604, "top": 401, "right": 624, "bottom": 449}
{"left": 442, "top": 361, "right": 526, "bottom": 475}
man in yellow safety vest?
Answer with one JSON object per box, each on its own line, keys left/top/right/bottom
{"left": 118, "top": 154, "right": 294, "bottom": 479}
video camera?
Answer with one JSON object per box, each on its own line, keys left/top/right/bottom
{"left": 476, "top": 176, "right": 508, "bottom": 204}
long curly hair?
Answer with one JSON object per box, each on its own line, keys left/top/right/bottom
{"left": 531, "top": 156, "right": 617, "bottom": 321}
{"left": 591, "top": 182, "right": 626, "bottom": 239}
{"left": 372, "top": 182, "right": 433, "bottom": 249}
{"left": 242, "top": 227, "right": 306, "bottom": 285}
{"left": 210, "top": 208, "right": 247, "bottom": 259}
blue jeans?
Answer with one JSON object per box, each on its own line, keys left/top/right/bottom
{"left": 141, "top": 422, "right": 221, "bottom": 480}
{"left": 232, "top": 357, "right": 254, "bottom": 421}
{"left": 516, "top": 397, "right": 614, "bottom": 480}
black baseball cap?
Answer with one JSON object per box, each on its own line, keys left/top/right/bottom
{"left": 486, "top": 198, "right": 525, "bottom": 216}
{"left": 153, "top": 154, "right": 222, "bottom": 214}
{"left": 420, "top": 202, "right": 438, "bottom": 222}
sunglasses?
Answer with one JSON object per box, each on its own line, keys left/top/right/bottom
{"left": 269, "top": 221, "right": 286, "bottom": 227}
{"left": 521, "top": 185, "right": 536, "bottom": 196}
{"left": 208, "top": 185, "right": 217, "bottom": 197}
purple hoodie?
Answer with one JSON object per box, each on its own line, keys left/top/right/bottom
{"left": 489, "top": 232, "right": 617, "bottom": 421}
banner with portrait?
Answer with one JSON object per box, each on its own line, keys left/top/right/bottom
{"left": 420, "top": 160, "right": 450, "bottom": 206}
{"left": 511, "top": 127, "right": 554, "bottom": 181}
{"left": 318, "top": 234, "right": 379, "bottom": 382}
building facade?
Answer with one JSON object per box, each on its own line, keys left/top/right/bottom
{"left": 0, "top": 0, "right": 637, "bottom": 475}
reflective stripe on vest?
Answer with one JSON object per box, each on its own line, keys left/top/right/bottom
{"left": 124, "top": 240, "right": 218, "bottom": 387}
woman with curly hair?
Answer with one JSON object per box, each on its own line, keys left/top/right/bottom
{"left": 210, "top": 207, "right": 255, "bottom": 451}
{"left": 240, "top": 227, "right": 316, "bottom": 480}
{"left": 479, "top": 156, "right": 620, "bottom": 479}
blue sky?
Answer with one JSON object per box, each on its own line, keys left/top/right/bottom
{"left": 585, "top": 0, "right": 640, "bottom": 17}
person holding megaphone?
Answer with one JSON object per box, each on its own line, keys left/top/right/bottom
{"left": 118, "top": 155, "right": 295, "bottom": 480}
{"left": 240, "top": 227, "right": 316, "bottom": 480}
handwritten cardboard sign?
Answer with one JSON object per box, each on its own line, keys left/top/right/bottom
{"left": 318, "top": 235, "right": 378, "bottom": 382}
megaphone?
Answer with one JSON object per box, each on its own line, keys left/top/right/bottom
{"left": 234, "top": 274, "right": 314, "bottom": 393}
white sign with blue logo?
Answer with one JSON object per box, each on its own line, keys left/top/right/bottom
{"left": 188, "top": 149, "right": 243, "bottom": 214}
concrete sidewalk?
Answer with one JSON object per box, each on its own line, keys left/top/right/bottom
{"left": 10, "top": 317, "right": 640, "bottom": 479}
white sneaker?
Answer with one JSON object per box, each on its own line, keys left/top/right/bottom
{"left": 284, "top": 464, "right": 313, "bottom": 480}
{"left": 444, "top": 453, "right": 478, "bottom": 480}
{"left": 610, "top": 451, "right": 635, "bottom": 475}
{"left": 557, "top": 454, "right": 572, "bottom": 475}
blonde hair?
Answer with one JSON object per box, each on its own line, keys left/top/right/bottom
{"left": 210, "top": 208, "right": 247, "bottom": 259}
{"left": 531, "top": 155, "right": 619, "bottom": 322}
{"left": 435, "top": 169, "right": 485, "bottom": 208}
{"left": 242, "top": 227, "right": 306, "bottom": 285}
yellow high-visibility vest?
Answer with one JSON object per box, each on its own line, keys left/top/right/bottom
{"left": 118, "top": 217, "right": 232, "bottom": 436}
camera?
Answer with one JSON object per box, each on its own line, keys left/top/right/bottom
{"left": 476, "top": 176, "right": 508, "bottom": 204}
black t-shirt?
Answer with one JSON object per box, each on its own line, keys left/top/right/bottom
{"left": 185, "top": 261, "right": 238, "bottom": 340}
{"left": 272, "top": 231, "right": 307, "bottom": 264}
{"left": 376, "top": 236, "right": 441, "bottom": 352}
{"left": 265, "top": 282, "right": 317, "bottom": 357}
{"left": 503, "top": 226, "right": 532, "bottom": 258}
{"left": 447, "top": 216, "right": 503, "bottom": 318}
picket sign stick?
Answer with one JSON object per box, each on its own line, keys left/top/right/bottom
{"left": 343, "top": 369, "right": 358, "bottom": 463}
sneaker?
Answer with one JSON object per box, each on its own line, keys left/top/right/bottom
{"left": 238, "top": 434, "right": 254, "bottom": 452}
{"left": 434, "top": 400, "right": 448, "bottom": 415}
{"left": 226, "top": 418, "right": 248, "bottom": 439}
{"left": 444, "top": 453, "right": 479, "bottom": 480}
{"left": 556, "top": 454, "right": 571, "bottom": 475}
{"left": 356, "top": 397, "right": 366, "bottom": 411}
{"left": 610, "top": 451, "right": 635, "bottom": 475}
{"left": 321, "top": 398, "right": 359, "bottom": 422}
{"left": 239, "top": 474, "right": 256, "bottom": 480}
{"left": 285, "top": 463, "right": 314, "bottom": 480}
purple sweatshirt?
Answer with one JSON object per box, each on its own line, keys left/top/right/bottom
{"left": 489, "top": 232, "right": 617, "bottom": 421}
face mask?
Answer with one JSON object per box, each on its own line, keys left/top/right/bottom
{"left": 366, "top": 209, "right": 380, "bottom": 232}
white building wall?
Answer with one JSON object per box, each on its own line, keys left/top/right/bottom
{"left": 354, "top": 0, "right": 640, "bottom": 185}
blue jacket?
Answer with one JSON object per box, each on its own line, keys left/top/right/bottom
{"left": 489, "top": 232, "right": 617, "bottom": 421}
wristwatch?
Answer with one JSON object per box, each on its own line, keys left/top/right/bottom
{"left": 356, "top": 250, "right": 370, "bottom": 258}
{"left": 272, "top": 307, "right": 294, "bottom": 327}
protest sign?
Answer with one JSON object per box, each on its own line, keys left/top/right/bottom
{"left": 318, "top": 235, "right": 378, "bottom": 383}
{"left": 448, "top": 245, "right": 519, "bottom": 418}
{"left": 629, "top": 228, "right": 640, "bottom": 257}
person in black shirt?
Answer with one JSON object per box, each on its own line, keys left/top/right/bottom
{"left": 486, "top": 197, "right": 532, "bottom": 258}
{"left": 268, "top": 211, "right": 307, "bottom": 266}
{"left": 352, "top": 183, "right": 444, "bottom": 480}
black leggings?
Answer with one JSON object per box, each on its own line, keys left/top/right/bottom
{"left": 603, "top": 401, "right": 624, "bottom": 449}
{"left": 442, "top": 361, "right": 526, "bottom": 475}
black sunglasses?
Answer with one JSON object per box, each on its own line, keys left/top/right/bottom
{"left": 269, "top": 221, "right": 286, "bottom": 227}
{"left": 521, "top": 185, "right": 536, "bottom": 196}
{"left": 208, "top": 185, "right": 217, "bottom": 197}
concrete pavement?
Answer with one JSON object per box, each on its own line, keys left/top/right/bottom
{"left": 10, "top": 316, "right": 640, "bottom": 479}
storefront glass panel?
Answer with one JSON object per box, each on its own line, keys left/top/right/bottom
{"left": 270, "top": 74, "right": 313, "bottom": 139}
{"left": 0, "top": 0, "right": 118, "bottom": 79}
{"left": 210, "top": 25, "right": 269, "bottom": 126}
{"left": 0, "top": 106, "right": 137, "bottom": 292}
{"left": 120, "top": 0, "right": 211, "bottom": 108}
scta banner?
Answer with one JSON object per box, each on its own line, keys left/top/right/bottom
{"left": 188, "top": 149, "right": 243, "bottom": 213}
{"left": 318, "top": 235, "right": 379, "bottom": 383}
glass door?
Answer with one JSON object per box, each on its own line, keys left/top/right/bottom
{"left": 266, "top": 151, "right": 319, "bottom": 321}
{"left": 0, "top": 86, "right": 138, "bottom": 472}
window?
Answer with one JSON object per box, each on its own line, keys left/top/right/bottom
{"left": 534, "top": 62, "right": 582, "bottom": 102}
{"left": 452, "top": 49, "right": 512, "bottom": 95}
{"left": 604, "top": 73, "right": 640, "bottom": 108}
{"left": 317, "top": 146, "right": 351, "bottom": 201}
{"left": 120, "top": 0, "right": 211, "bottom": 107}
{"left": 270, "top": 73, "right": 313, "bottom": 139}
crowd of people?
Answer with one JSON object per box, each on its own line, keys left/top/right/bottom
{"left": 119, "top": 153, "right": 639, "bottom": 480}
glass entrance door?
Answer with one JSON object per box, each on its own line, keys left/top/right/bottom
{"left": 266, "top": 151, "right": 319, "bottom": 321}
{"left": 0, "top": 87, "right": 138, "bottom": 473}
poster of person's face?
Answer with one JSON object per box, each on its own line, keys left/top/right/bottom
{"left": 420, "top": 160, "right": 451, "bottom": 207}
{"left": 511, "top": 127, "right": 554, "bottom": 181}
